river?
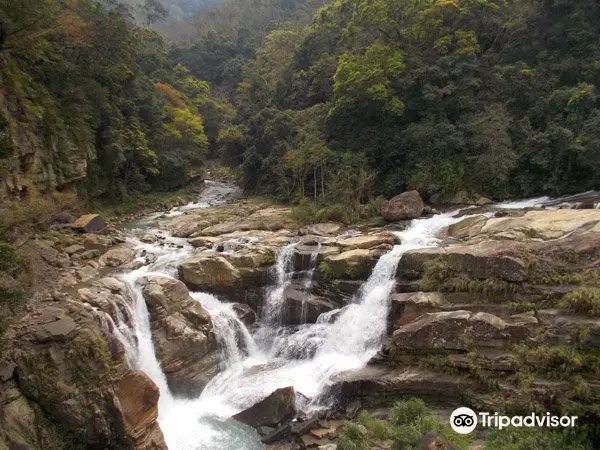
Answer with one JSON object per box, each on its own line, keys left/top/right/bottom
{"left": 107, "top": 181, "right": 550, "bottom": 449}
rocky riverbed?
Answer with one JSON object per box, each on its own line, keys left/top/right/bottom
{"left": 1, "top": 184, "right": 599, "bottom": 449}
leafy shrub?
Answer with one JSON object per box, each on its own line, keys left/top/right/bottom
{"left": 291, "top": 198, "right": 360, "bottom": 225}
{"left": 290, "top": 198, "right": 321, "bottom": 225}
{"left": 0, "top": 189, "right": 80, "bottom": 235}
{"left": 368, "top": 196, "right": 388, "bottom": 217}
{"left": 484, "top": 427, "right": 592, "bottom": 450}
{"left": 338, "top": 398, "right": 472, "bottom": 450}
{"left": 317, "top": 261, "right": 333, "bottom": 280}
{"left": 0, "top": 136, "right": 14, "bottom": 158}
{"left": 388, "top": 397, "right": 430, "bottom": 426}
{"left": 0, "top": 242, "right": 24, "bottom": 276}
{"left": 559, "top": 287, "right": 600, "bottom": 316}
{"left": 509, "top": 344, "right": 600, "bottom": 380}
{"left": 338, "top": 421, "right": 368, "bottom": 450}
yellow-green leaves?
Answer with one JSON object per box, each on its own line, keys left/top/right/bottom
{"left": 332, "top": 42, "right": 404, "bottom": 116}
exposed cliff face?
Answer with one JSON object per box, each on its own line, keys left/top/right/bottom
{"left": 0, "top": 223, "right": 166, "bottom": 449}
{"left": 0, "top": 300, "right": 166, "bottom": 449}
{"left": 0, "top": 63, "right": 91, "bottom": 205}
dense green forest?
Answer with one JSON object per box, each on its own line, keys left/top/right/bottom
{"left": 0, "top": 0, "right": 231, "bottom": 206}
{"left": 1, "top": 0, "right": 600, "bottom": 214}
{"left": 200, "top": 0, "right": 600, "bottom": 204}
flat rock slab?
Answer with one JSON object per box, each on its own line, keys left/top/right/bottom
{"left": 334, "top": 365, "right": 475, "bottom": 402}
{"left": 26, "top": 307, "right": 77, "bottom": 343}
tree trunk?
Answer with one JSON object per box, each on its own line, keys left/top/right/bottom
{"left": 321, "top": 163, "right": 325, "bottom": 199}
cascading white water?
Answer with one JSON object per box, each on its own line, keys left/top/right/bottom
{"left": 106, "top": 184, "right": 555, "bottom": 449}
{"left": 262, "top": 242, "right": 297, "bottom": 325}
{"left": 191, "top": 292, "right": 260, "bottom": 367}
{"left": 302, "top": 242, "right": 322, "bottom": 290}
{"left": 300, "top": 242, "right": 322, "bottom": 324}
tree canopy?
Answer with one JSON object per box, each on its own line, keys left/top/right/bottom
{"left": 184, "top": 0, "right": 600, "bottom": 203}
{"left": 0, "top": 0, "right": 224, "bottom": 201}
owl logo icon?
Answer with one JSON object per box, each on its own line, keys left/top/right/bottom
{"left": 450, "top": 407, "right": 478, "bottom": 434}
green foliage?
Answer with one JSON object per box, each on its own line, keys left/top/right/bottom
{"left": 338, "top": 421, "right": 369, "bottom": 450}
{"left": 290, "top": 198, "right": 362, "bottom": 225}
{"left": 192, "top": 0, "right": 600, "bottom": 202}
{"left": 484, "top": 427, "right": 592, "bottom": 450}
{"left": 1, "top": 0, "right": 224, "bottom": 204}
{"left": 167, "top": 0, "right": 325, "bottom": 94}
{"left": 559, "top": 287, "right": 600, "bottom": 316}
{"left": 0, "top": 242, "right": 27, "bottom": 334}
{"left": 316, "top": 261, "right": 333, "bottom": 280}
{"left": 331, "top": 42, "right": 405, "bottom": 119}
{"left": 0, "top": 242, "right": 24, "bottom": 276}
{"left": 509, "top": 344, "right": 600, "bottom": 381}
{"left": 338, "top": 398, "right": 472, "bottom": 450}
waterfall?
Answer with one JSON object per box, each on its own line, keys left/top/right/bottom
{"left": 104, "top": 182, "right": 554, "bottom": 449}
{"left": 262, "top": 242, "right": 297, "bottom": 325}
{"left": 302, "top": 242, "right": 321, "bottom": 289}
{"left": 300, "top": 242, "right": 322, "bottom": 324}
{"left": 121, "top": 278, "right": 175, "bottom": 419}
{"left": 318, "top": 210, "right": 462, "bottom": 359}
{"left": 191, "top": 292, "right": 260, "bottom": 367}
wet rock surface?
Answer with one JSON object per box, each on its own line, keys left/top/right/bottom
{"left": 141, "top": 276, "right": 220, "bottom": 397}
{"left": 233, "top": 386, "right": 298, "bottom": 428}
{"left": 4, "top": 184, "right": 600, "bottom": 449}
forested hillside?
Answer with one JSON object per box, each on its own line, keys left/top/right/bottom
{"left": 121, "top": 0, "right": 223, "bottom": 21}
{"left": 2, "top": 0, "right": 600, "bottom": 223}
{"left": 167, "top": 0, "right": 329, "bottom": 96}
{"left": 0, "top": 0, "right": 229, "bottom": 214}
{"left": 200, "top": 0, "right": 600, "bottom": 204}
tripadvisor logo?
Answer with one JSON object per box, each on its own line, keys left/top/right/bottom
{"left": 450, "top": 407, "right": 478, "bottom": 434}
{"left": 450, "top": 407, "right": 578, "bottom": 434}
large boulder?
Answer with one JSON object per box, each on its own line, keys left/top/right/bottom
{"left": 335, "top": 365, "right": 474, "bottom": 403}
{"left": 141, "top": 276, "right": 220, "bottom": 397}
{"left": 115, "top": 370, "right": 166, "bottom": 449}
{"left": 390, "top": 292, "right": 445, "bottom": 330}
{"left": 69, "top": 214, "right": 106, "bottom": 234}
{"left": 397, "top": 244, "right": 528, "bottom": 282}
{"left": 233, "top": 387, "right": 297, "bottom": 428}
{"left": 100, "top": 246, "right": 136, "bottom": 268}
{"left": 390, "top": 310, "right": 533, "bottom": 355}
{"left": 232, "top": 303, "right": 258, "bottom": 326}
{"left": 383, "top": 191, "right": 424, "bottom": 221}
{"left": 178, "top": 249, "right": 272, "bottom": 297}
{"left": 83, "top": 234, "right": 118, "bottom": 252}
{"left": 224, "top": 246, "right": 275, "bottom": 268}
{"left": 447, "top": 215, "right": 488, "bottom": 240}
{"left": 322, "top": 248, "right": 389, "bottom": 280}
{"left": 199, "top": 207, "right": 289, "bottom": 236}
{"left": 453, "top": 210, "right": 600, "bottom": 242}
{"left": 178, "top": 253, "right": 242, "bottom": 289}
{"left": 293, "top": 244, "right": 339, "bottom": 271}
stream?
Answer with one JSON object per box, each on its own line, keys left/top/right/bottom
{"left": 108, "top": 181, "right": 550, "bottom": 449}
